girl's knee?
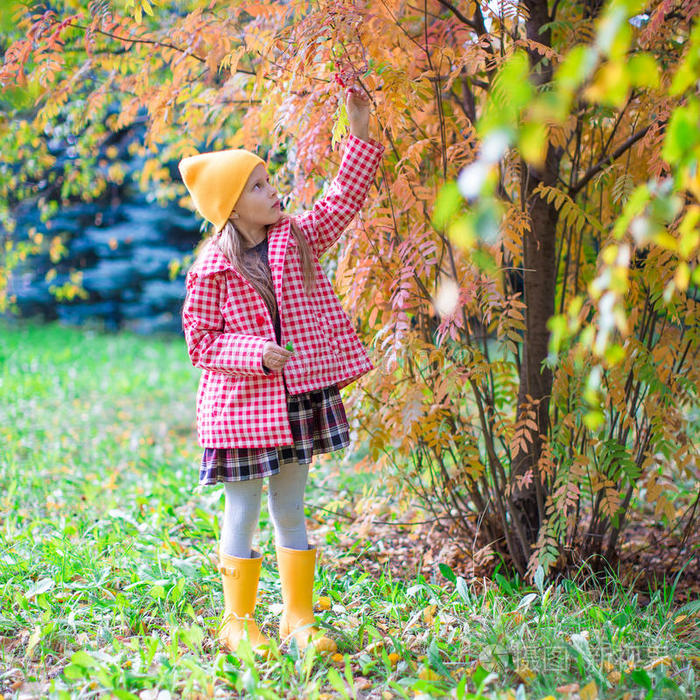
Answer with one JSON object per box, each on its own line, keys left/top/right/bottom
{"left": 268, "top": 490, "right": 305, "bottom": 529}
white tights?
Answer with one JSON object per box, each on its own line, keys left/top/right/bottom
{"left": 220, "top": 459, "right": 309, "bottom": 558}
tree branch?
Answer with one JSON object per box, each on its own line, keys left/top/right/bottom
{"left": 549, "top": 0, "right": 563, "bottom": 21}
{"left": 67, "top": 21, "right": 212, "bottom": 64}
{"left": 569, "top": 122, "right": 657, "bottom": 197}
{"left": 68, "top": 20, "right": 258, "bottom": 77}
{"left": 435, "top": 0, "right": 479, "bottom": 31}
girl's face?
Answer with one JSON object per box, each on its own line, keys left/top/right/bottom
{"left": 231, "top": 163, "right": 283, "bottom": 230}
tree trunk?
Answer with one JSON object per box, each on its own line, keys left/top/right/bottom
{"left": 508, "top": 0, "right": 562, "bottom": 569}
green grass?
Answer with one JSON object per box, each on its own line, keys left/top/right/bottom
{"left": 0, "top": 321, "right": 697, "bottom": 699}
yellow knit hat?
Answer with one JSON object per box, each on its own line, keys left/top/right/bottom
{"left": 178, "top": 148, "right": 266, "bottom": 232}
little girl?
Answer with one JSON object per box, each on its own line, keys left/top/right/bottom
{"left": 178, "top": 84, "right": 385, "bottom": 656}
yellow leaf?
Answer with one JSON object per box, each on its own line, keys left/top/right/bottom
{"left": 654, "top": 231, "right": 678, "bottom": 251}
{"left": 583, "top": 62, "right": 629, "bottom": 107}
{"left": 418, "top": 667, "right": 440, "bottom": 681}
{"left": 366, "top": 640, "right": 384, "bottom": 653}
{"left": 317, "top": 596, "right": 331, "bottom": 610}
{"left": 644, "top": 656, "right": 671, "bottom": 670}
{"left": 331, "top": 652, "right": 343, "bottom": 663}
{"left": 682, "top": 170, "right": 700, "bottom": 202}
{"left": 580, "top": 680, "right": 598, "bottom": 700}
{"left": 331, "top": 101, "right": 349, "bottom": 151}
{"left": 518, "top": 121, "right": 547, "bottom": 166}
{"left": 674, "top": 262, "right": 690, "bottom": 291}
{"left": 25, "top": 625, "right": 41, "bottom": 658}
{"left": 388, "top": 652, "right": 400, "bottom": 666}
{"left": 516, "top": 664, "right": 536, "bottom": 684}
{"left": 448, "top": 215, "right": 476, "bottom": 250}
{"left": 422, "top": 604, "right": 437, "bottom": 625}
{"left": 509, "top": 611, "right": 524, "bottom": 625}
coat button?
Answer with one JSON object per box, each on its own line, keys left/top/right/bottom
{"left": 255, "top": 313, "right": 265, "bottom": 326}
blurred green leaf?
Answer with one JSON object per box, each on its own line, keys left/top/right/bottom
{"left": 627, "top": 52, "right": 660, "bottom": 88}
{"left": 662, "top": 99, "right": 700, "bottom": 165}
{"left": 432, "top": 181, "right": 462, "bottom": 230}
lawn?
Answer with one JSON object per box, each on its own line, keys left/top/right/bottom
{"left": 0, "top": 321, "right": 697, "bottom": 699}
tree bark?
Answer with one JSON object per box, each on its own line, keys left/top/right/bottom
{"left": 508, "top": 0, "right": 562, "bottom": 568}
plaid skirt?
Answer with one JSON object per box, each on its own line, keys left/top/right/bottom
{"left": 199, "top": 384, "right": 350, "bottom": 485}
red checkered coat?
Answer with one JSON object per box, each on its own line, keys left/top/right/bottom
{"left": 182, "top": 133, "right": 385, "bottom": 448}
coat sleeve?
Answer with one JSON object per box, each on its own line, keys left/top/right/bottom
{"left": 294, "top": 133, "right": 385, "bottom": 259}
{"left": 182, "top": 271, "right": 272, "bottom": 377}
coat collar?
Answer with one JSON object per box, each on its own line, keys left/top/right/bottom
{"left": 194, "top": 216, "right": 292, "bottom": 279}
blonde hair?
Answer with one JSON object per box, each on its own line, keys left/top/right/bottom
{"left": 188, "top": 213, "right": 317, "bottom": 327}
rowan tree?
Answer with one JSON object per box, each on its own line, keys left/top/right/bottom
{"left": 1, "top": 0, "right": 697, "bottom": 579}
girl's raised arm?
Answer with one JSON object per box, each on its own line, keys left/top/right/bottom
{"left": 293, "top": 84, "right": 383, "bottom": 257}
{"left": 294, "top": 132, "right": 385, "bottom": 259}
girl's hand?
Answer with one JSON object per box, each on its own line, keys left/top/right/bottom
{"left": 345, "top": 85, "right": 371, "bottom": 141}
{"left": 262, "top": 340, "right": 294, "bottom": 373}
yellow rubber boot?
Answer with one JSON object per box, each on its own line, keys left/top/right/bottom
{"left": 218, "top": 550, "right": 271, "bottom": 655}
{"left": 276, "top": 545, "right": 337, "bottom": 653}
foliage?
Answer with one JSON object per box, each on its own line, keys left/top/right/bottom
{"left": 0, "top": 322, "right": 697, "bottom": 698}
{"left": 0, "top": 0, "right": 698, "bottom": 580}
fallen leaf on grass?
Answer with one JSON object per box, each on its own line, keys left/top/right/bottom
{"left": 644, "top": 655, "right": 672, "bottom": 670}
{"left": 24, "top": 625, "right": 41, "bottom": 658}
{"left": 607, "top": 670, "right": 622, "bottom": 684}
{"left": 418, "top": 667, "right": 440, "bottom": 681}
{"left": 354, "top": 677, "right": 372, "bottom": 691}
{"left": 556, "top": 682, "right": 579, "bottom": 694}
{"left": 580, "top": 680, "right": 598, "bottom": 700}
{"left": 422, "top": 604, "right": 436, "bottom": 625}
{"left": 516, "top": 664, "right": 536, "bottom": 684}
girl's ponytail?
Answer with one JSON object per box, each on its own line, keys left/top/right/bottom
{"left": 285, "top": 215, "right": 317, "bottom": 298}
{"left": 215, "top": 215, "right": 317, "bottom": 301}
